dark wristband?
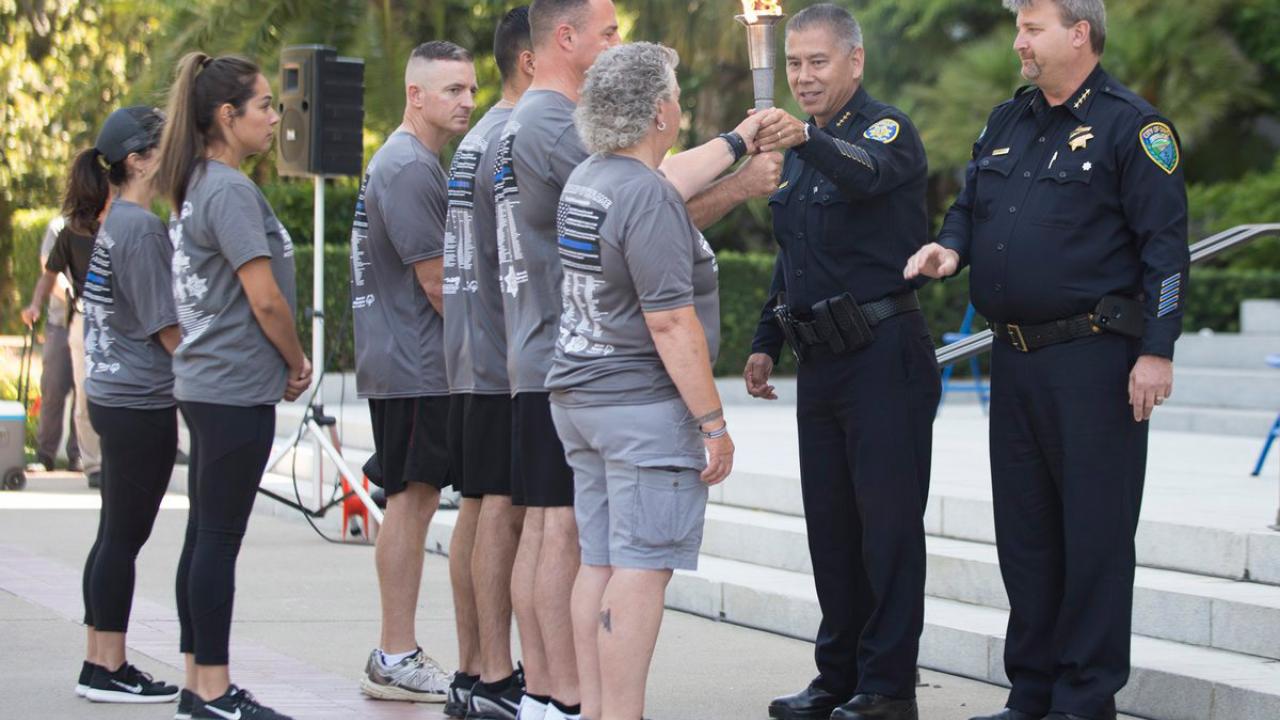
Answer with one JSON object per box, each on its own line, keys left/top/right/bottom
{"left": 718, "top": 131, "right": 748, "bottom": 162}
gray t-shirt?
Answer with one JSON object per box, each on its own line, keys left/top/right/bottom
{"left": 546, "top": 154, "right": 721, "bottom": 407}
{"left": 444, "top": 106, "right": 513, "bottom": 394}
{"left": 350, "top": 130, "right": 448, "bottom": 399}
{"left": 171, "top": 160, "right": 297, "bottom": 406}
{"left": 81, "top": 200, "right": 177, "bottom": 409}
{"left": 494, "top": 90, "right": 590, "bottom": 393}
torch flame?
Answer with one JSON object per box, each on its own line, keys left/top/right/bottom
{"left": 740, "top": 0, "right": 783, "bottom": 23}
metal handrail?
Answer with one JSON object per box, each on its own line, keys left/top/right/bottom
{"left": 934, "top": 223, "right": 1280, "bottom": 366}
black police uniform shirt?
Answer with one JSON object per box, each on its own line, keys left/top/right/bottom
{"left": 938, "top": 64, "right": 1190, "bottom": 359}
{"left": 751, "top": 86, "right": 931, "bottom": 362}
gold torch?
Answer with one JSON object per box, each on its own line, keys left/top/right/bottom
{"left": 736, "top": 1, "right": 786, "bottom": 110}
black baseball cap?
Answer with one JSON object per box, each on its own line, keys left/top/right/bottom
{"left": 94, "top": 105, "right": 165, "bottom": 164}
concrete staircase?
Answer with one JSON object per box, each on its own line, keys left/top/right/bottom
{"left": 1148, "top": 299, "right": 1280, "bottom": 438}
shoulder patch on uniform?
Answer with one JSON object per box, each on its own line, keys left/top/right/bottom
{"left": 1140, "top": 122, "right": 1180, "bottom": 175}
{"left": 863, "top": 118, "right": 900, "bottom": 144}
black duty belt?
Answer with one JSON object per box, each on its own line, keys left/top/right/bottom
{"left": 775, "top": 291, "right": 920, "bottom": 362}
{"left": 991, "top": 295, "right": 1146, "bottom": 353}
{"left": 992, "top": 314, "right": 1101, "bottom": 352}
{"left": 792, "top": 293, "right": 920, "bottom": 343}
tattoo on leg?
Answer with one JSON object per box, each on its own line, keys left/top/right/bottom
{"left": 599, "top": 608, "right": 612, "bottom": 633}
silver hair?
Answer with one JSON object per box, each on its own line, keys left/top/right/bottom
{"left": 1003, "top": 0, "right": 1107, "bottom": 54}
{"left": 786, "top": 3, "right": 863, "bottom": 53}
{"left": 575, "top": 42, "right": 680, "bottom": 155}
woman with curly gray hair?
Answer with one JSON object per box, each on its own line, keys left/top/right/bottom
{"left": 544, "top": 41, "right": 760, "bottom": 720}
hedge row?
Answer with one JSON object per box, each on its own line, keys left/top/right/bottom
{"left": 6, "top": 208, "right": 1279, "bottom": 376}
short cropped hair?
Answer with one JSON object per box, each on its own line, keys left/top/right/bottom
{"left": 1003, "top": 0, "right": 1107, "bottom": 55}
{"left": 575, "top": 42, "right": 679, "bottom": 154}
{"left": 786, "top": 3, "right": 863, "bottom": 54}
{"left": 410, "top": 40, "right": 472, "bottom": 64}
{"left": 529, "top": 0, "right": 590, "bottom": 48}
{"left": 495, "top": 7, "right": 533, "bottom": 81}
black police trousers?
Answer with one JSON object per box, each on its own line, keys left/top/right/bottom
{"left": 989, "top": 332, "right": 1147, "bottom": 720}
{"left": 795, "top": 311, "right": 940, "bottom": 699}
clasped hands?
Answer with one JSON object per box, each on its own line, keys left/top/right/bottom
{"left": 724, "top": 108, "right": 808, "bottom": 198}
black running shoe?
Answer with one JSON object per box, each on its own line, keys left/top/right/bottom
{"left": 193, "top": 685, "right": 293, "bottom": 720}
{"left": 75, "top": 661, "right": 99, "bottom": 697}
{"left": 176, "top": 689, "right": 197, "bottom": 720}
{"left": 446, "top": 672, "right": 479, "bottom": 717}
{"left": 467, "top": 678, "right": 523, "bottom": 720}
{"left": 86, "top": 663, "right": 180, "bottom": 703}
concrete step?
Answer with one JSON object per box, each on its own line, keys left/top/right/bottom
{"left": 699, "top": 504, "right": 1280, "bottom": 660}
{"left": 678, "top": 557, "right": 1280, "bottom": 720}
{"left": 417, "top": 509, "right": 1280, "bottom": 720}
{"left": 1149, "top": 405, "right": 1277, "bottom": 437}
{"left": 1168, "top": 367, "right": 1280, "bottom": 412}
{"left": 1174, "top": 332, "right": 1280, "bottom": 370}
{"left": 708, "top": 472, "right": 1280, "bottom": 587}
{"left": 1243, "top": 300, "right": 1280, "bottom": 335}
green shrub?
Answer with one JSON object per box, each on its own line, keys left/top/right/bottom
{"left": 292, "top": 244, "right": 357, "bottom": 372}
{"left": 264, "top": 179, "right": 361, "bottom": 247}
{"left": 1188, "top": 156, "right": 1280, "bottom": 270}
{"left": 3, "top": 208, "right": 60, "bottom": 335}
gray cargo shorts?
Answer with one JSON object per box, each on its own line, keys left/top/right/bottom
{"left": 550, "top": 396, "right": 709, "bottom": 571}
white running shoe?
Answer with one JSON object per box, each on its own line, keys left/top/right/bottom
{"left": 517, "top": 695, "right": 548, "bottom": 720}
{"left": 542, "top": 703, "right": 581, "bottom": 720}
{"left": 359, "top": 647, "right": 451, "bottom": 702}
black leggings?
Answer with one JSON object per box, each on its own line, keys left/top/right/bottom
{"left": 175, "top": 401, "right": 275, "bottom": 666}
{"left": 82, "top": 403, "right": 178, "bottom": 632}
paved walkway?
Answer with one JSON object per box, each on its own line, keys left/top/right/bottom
{"left": 3, "top": 474, "right": 1024, "bottom": 720}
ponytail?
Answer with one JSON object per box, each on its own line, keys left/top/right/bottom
{"left": 63, "top": 148, "right": 111, "bottom": 236}
{"left": 153, "top": 51, "right": 261, "bottom": 210}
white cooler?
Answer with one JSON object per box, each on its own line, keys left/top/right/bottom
{"left": 0, "top": 400, "right": 27, "bottom": 490}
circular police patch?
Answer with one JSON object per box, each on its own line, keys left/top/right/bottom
{"left": 1140, "top": 122, "right": 1179, "bottom": 175}
{"left": 863, "top": 118, "right": 900, "bottom": 144}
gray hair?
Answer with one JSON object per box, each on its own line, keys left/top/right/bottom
{"left": 1003, "top": 0, "right": 1107, "bottom": 55}
{"left": 786, "top": 3, "right": 863, "bottom": 54}
{"left": 575, "top": 42, "right": 680, "bottom": 154}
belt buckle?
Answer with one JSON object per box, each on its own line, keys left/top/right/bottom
{"left": 1006, "top": 323, "right": 1029, "bottom": 352}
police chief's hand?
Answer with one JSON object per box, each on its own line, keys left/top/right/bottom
{"left": 284, "top": 357, "right": 313, "bottom": 402}
{"left": 903, "top": 243, "right": 960, "bottom": 280}
{"left": 736, "top": 152, "right": 784, "bottom": 199}
{"left": 702, "top": 428, "right": 734, "bottom": 485}
{"left": 1129, "top": 355, "right": 1173, "bottom": 423}
{"left": 756, "top": 108, "right": 808, "bottom": 153}
{"left": 20, "top": 304, "right": 40, "bottom": 328}
{"left": 743, "top": 352, "right": 777, "bottom": 400}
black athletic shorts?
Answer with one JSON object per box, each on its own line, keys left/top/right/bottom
{"left": 365, "top": 397, "right": 451, "bottom": 495}
{"left": 448, "top": 393, "right": 513, "bottom": 499}
{"left": 511, "top": 391, "right": 574, "bottom": 508}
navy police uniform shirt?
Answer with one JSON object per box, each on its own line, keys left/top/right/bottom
{"left": 751, "top": 86, "right": 931, "bottom": 362}
{"left": 938, "top": 64, "right": 1190, "bottom": 359}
